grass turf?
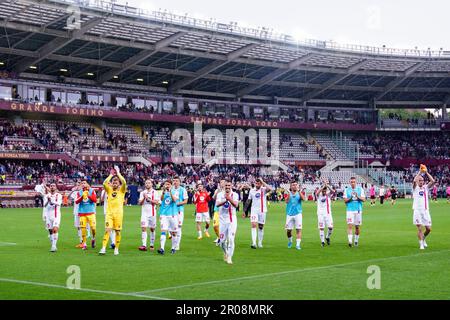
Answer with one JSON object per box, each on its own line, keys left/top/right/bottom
{"left": 0, "top": 199, "right": 449, "bottom": 300}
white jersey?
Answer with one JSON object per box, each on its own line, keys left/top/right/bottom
{"left": 43, "top": 192, "right": 62, "bottom": 218}
{"left": 316, "top": 193, "right": 332, "bottom": 215}
{"left": 140, "top": 189, "right": 161, "bottom": 217}
{"left": 216, "top": 191, "right": 239, "bottom": 223}
{"left": 412, "top": 185, "right": 430, "bottom": 211}
{"left": 379, "top": 187, "right": 386, "bottom": 196}
{"left": 70, "top": 191, "right": 79, "bottom": 215}
{"left": 249, "top": 187, "right": 268, "bottom": 214}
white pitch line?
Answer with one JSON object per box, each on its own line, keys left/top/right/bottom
{"left": 0, "top": 242, "right": 17, "bottom": 246}
{"left": 0, "top": 278, "right": 171, "bottom": 300}
{"left": 135, "top": 249, "right": 450, "bottom": 295}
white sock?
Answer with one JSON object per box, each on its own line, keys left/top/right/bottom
{"left": 110, "top": 230, "right": 115, "bottom": 244}
{"left": 141, "top": 231, "right": 147, "bottom": 247}
{"left": 198, "top": 230, "right": 202, "bottom": 237}
{"left": 52, "top": 233, "right": 58, "bottom": 246}
{"left": 258, "top": 228, "right": 264, "bottom": 244}
{"left": 150, "top": 231, "right": 155, "bottom": 246}
{"left": 77, "top": 229, "right": 82, "bottom": 242}
{"left": 221, "top": 241, "right": 228, "bottom": 255}
{"left": 319, "top": 230, "right": 325, "bottom": 243}
{"left": 86, "top": 226, "right": 91, "bottom": 238}
{"left": 251, "top": 228, "right": 257, "bottom": 245}
{"left": 326, "top": 228, "right": 333, "bottom": 238}
{"left": 205, "top": 227, "right": 209, "bottom": 233}
{"left": 177, "top": 228, "right": 182, "bottom": 248}
{"left": 355, "top": 235, "right": 360, "bottom": 243}
{"left": 348, "top": 234, "right": 353, "bottom": 244}
{"left": 288, "top": 236, "right": 293, "bottom": 242}
{"left": 160, "top": 233, "right": 166, "bottom": 250}
{"left": 296, "top": 239, "right": 301, "bottom": 246}
{"left": 172, "top": 233, "right": 178, "bottom": 250}
{"left": 228, "top": 239, "right": 235, "bottom": 258}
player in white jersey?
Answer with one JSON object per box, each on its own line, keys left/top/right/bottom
{"left": 315, "top": 182, "right": 334, "bottom": 247}
{"left": 247, "top": 178, "right": 272, "bottom": 249}
{"left": 138, "top": 179, "right": 161, "bottom": 251}
{"left": 42, "top": 183, "right": 62, "bottom": 252}
{"left": 101, "top": 185, "right": 115, "bottom": 249}
{"left": 34, "top": 179, "right": 49, "bottom": 219}
{"left": 215, "top": 181, "right": 239, "bottom": 265}
{"left": 412, "top": 165, "right": 436, "bottom": 250}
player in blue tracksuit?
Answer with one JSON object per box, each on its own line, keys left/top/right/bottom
{"left": 285, "top": 182, "right": 306, "bottom": 250}
{"left": 157, "top": 180, "right": 179, "bottom": 255}
{"left": 343, "top": 177, "right": 366, "bottom": 247}
{"left": 172, "top": 176, "right": 188, "bottom": 250}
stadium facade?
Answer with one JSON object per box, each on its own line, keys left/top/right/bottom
{"left": 0, "top": 0, "right": 449, "bottom": 207}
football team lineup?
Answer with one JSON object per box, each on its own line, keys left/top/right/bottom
{"left": 1, "top": 164, "right": 449, "bottom": 300}
{"left": 38, "top": 165, "right": 438, "bottom": 259}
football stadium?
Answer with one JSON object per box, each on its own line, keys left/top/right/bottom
{"left": 0, "top": 0, "right": 449, "bottom": 302}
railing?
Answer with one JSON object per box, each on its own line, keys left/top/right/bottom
{"left": 331, "top": 131, "right": 356, "bottom": 161}
{"left": 51, "top": 0, "right": 448, "bottom": 58}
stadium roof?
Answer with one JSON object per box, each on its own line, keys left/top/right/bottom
{"left": 0, "top": 0, "right": 449, "bottom": 107}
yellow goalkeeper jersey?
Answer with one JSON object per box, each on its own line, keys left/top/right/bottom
{"left": 103, "top": 173, "right": 127, "bottom": 216}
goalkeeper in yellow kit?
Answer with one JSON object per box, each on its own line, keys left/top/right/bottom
{"left": 99, "top": 166, "right": 127, "bottom": 256}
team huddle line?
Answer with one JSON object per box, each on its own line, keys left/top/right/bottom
{"left": 36, "top": 165, "right": 437, "bottom": 263}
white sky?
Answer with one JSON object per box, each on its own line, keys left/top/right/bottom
{"left": 121, "top": 0, "right": 448, "bottom": 51}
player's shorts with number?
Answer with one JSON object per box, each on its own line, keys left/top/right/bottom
{"left": 317, "top": 212, "right": 333, "bottom": 229}
{"left": 413, "top": 209, "right": 432, "bottom": 227}
{"left": 141, "top": 213, "right": 157, "bottom": 229}
{"left": 250, "top": 211, "right": 266, "bottom": 224}
{"left": 105, "top": 213, "right": 123, "bottom": 230}
{"left": 79, "top": 214, "right": 96, "bottom": 229}
{"left": 160, "top": 215, "right": 178, "bottom": 232}
{"left": 44, "top": 212, "right": 60, "bottom": 230}
{"left": 219, "top": 218, "right": 237, "bottom": 243}
{"left": 346, "top": 211, "right": 362, "bottom": 226}
{"left": 285, "top": 214, "right": 302, "bottom": 230}
{"left": 195, "top": 211, "right": 210, "bottom": 223}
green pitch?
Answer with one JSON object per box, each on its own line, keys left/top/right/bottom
{"left": 1, "top": 199, "right": 449, "bottom": 300}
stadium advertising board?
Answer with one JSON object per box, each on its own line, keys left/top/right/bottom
{"left": 0, "top": 152, "right": 79, "bottom": 165}
{"left": 1, "top": 101, "right": 376, "bottom": 131}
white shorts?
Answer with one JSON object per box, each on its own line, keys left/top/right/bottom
{"left": 250, "top": 211, "right": 266, "bottom": 225}
{"left": 346, "top": 211, "right": 362, "bottom": 226}
{"left": 160, "top": 215, "right": 178, "bottom": 232}
{"left": 177, "top": 210, "right": 184, "bottom": 226}
{"left": 195, "top": 211, "right": 210, "bottom": 223}
{"left": 141, "top": 213, "right": 157, "bottom": 229}
{"left": 413, "top": 209, "right": 432, "bottom": 227}
{"left": 219, "top": 220, "right": 237, "bottom": 243}
{"left": 44, "top": 212, "right": 61, "bottom": 230}
{"left": 74, "top": 214, "right": 80, "bottom": 228}
{"left": 285, "top": 214, "right": 302, "bottom": 230}
{"left": 318, "top": 212, "right": 334, "bottom": 229}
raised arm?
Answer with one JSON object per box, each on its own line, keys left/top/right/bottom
{"left": 103, "top": 175, "right": 113, "bottom": 192}
{"left": 260, "top": 179, "right": 272, "bottom": 193}
{"left": 425, "top": 172, "right": 436, "bottom": 189}
{"left": 413, "top": 171, "right": 422, "bottom": 189}
{"left": 117, "top": 172, "right": 127, "bottom": 193}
